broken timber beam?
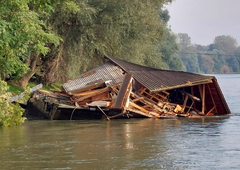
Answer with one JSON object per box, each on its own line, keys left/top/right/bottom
{"left": 114, "top": 74, "right": 133, "bottom": 108}
{"left": 129, "top": 101, "right": 150, "bottom": 114}
{"left": 107, "top": 112, "right": 128, "bottom": 119}
{"left": 181, "top": 95, "right": 189, "bottom": 113}
{"left": 127, "top": 108, "right": 155, "bottom": 118}
{"left": 74, "top": 86, "right": 110, "bottom": 102}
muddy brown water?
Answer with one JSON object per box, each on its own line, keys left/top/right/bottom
{"left": 1, "top": 74, "right": 240, "bottom": 170}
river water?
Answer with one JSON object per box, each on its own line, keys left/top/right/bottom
{"left": 1, "top": 74, "right": 240, "bottom": 170}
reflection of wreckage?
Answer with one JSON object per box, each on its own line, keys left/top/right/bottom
{"left": 27, "top": 56, "right": 231, "bottom": 120}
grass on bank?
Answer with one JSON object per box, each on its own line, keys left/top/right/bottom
{"left": 7, "top": 82, "right": 62, "bottom": 96}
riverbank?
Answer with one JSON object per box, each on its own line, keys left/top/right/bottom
{"left": 7, "top": 82, "right": 62, "bottom": 96}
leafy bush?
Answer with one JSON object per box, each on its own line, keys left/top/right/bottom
{"left": 0, "top": 80, "right": 26, "bottom": 127}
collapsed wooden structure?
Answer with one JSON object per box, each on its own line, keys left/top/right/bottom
{"left": 26, "top": 56, "right": 231, "bottom": 120}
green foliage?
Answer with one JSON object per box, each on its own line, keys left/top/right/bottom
{"left": 7, "top": 83, "right": 24, "bottom": 96}
{"left": 177, "top": 33, "right": 191, "bottom": 49}
{"left": 0, "top": 80, "right": 26, "bottom": 128}
{"left": 213, "top": 35, "right": 238, "bottom": 55}
{"left": 0, "top": 0, "right": 60, "bottom": 79}
{"left": 39, "top": 0, "right": 175, "bottom": 83}
{"left": 181, "top": 54, "right": 200, "bottom": 73}
{"left": 169, "top": 54, "right": 186, "bottom": 71}
{"left": 198, "top": 55, "right": 214, "bottom": 73}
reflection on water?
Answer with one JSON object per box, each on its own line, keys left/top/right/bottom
{"left": 1, "top": 116, "right": 240, "bottom": 170}
{"left": 1, "top": 74, "right": 240, "bottom": 169}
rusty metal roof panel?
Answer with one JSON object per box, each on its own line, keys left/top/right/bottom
{"left": 105, "top": 55, "right": 213, "bottom": 92}
{"left": 62, "top": 62, "right": 124, "bottom": 94}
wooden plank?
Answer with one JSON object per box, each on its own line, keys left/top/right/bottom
{"left": 149, "top": 112, "right": 160, "bottom": 118}
{"left": 132, "top": 97, "right": 144, "bottom": 103}
{"left": 74, "top": 87, "right": 110, "bottom": 102}
{"left": 108, "top": 112, "right": 128, "bottom": 119}
{"left": 124, "top": 85, "right": 132, "bottom": 108}
{"left": 138, "top": 87, "right": 147, "bottom": 95}
{"left": 202, "top": 84, "right": 205, "bottom": 114}
{"left": 77, "top": 99, "right": 92, "bottom": 106}
{"left": 129, "top": 101, "right": 149, "bottom": 114}
{"left": 92, "top": 92, "right": 110, "bottom": 101}
{"left": 207, "top": 84, "right": 218, "bottom": 114}
{"left": 206, "top": 106, "right": 216, "bottom": 115}
{"left": 114, "top": 74, "right": 133, "bottom": 108}
{"left": 127, "top": 108, "right": 154, "bottom": 118}
{"left": 180, "top": 90, "right": 200, "bottom": 101}
{"left": 72, "top": 88, "right": 103, "bottom": 97}
{"left": 87, "top": 101, "right": 111, "bottom": 107}
{"left": 181, "top": 95, "right": 189, "bottom": 113}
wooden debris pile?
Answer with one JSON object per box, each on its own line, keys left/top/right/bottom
{"left": 28, "top": 73, "right": 211, "bottom": 120}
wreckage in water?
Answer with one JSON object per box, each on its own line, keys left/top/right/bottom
{"left": 26, "top": 56, "right": 231, "bottom": 120}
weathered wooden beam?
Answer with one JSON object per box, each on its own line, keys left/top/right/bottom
{"left": 72, "top": 88, "right": 103, "bottom": 97}
{"left": 114, "top": 74, "right": 133, "bottom": 108}
{"left": 74, "top": 87, "right": 110, "bottom": 102}
{"left": 181, "top": 95, "right": 189, "bottom": 113}
{"left": 127, "top": 108, "right": 155, "bottom": 118}
{"left": 206, "top": 106, "right": 216, "bottom": 115}
{"left": 202, "top": 84, "right": 205, "bottom": 114}
{"left": 180, "top": 90, "right": 200, "bottom": 101}
{"left": 107, "top": 112, "right": 128, "bottom": 119}
{"left": 129, "top": 101, "right": 149, "bottom": 114}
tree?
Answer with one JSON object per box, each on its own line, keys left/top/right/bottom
{"left": 198, "top": 55, "right": 215, "bottom": 73}
{"left": 168, "top": 54, "right": 186, "bottom": 71}
{"left": 213, "top": 35, "right": 238, "bottom": 55}
{"left": 0, "top": 0, "right": 60, "bottom": 88}
{"left": 180, "top": 54, "right": 200, "bottom": 73}
{"left": 177, "top": 33, "right": 191, "bottom": 49}
{"left": 0, "top": 80, "right": 26, "bottom": 127}
{"left": 2, "top": 0, "right": 175, "bottom": 87}
{"left": 37, "top": 0, "right": 174, "bottom": 84}
{"left": 226, "top": 56, "right": 239, "bottom": 72}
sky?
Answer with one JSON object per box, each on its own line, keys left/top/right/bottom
{"left": 166, "top": 0, "right": 240, "bottom": 46}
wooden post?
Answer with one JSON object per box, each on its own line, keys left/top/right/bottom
{"left": 181, "top": 95, "right": 189, "bottom": 113}
{"left": 202, "top": 84, "right": 205, "bottom": 114}
{"left": 96, "top": 105, "right": 110, "bottom": 121}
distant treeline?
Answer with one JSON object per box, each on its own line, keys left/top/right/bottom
{"left": 175, "top": 33, "right": 240, "bottom": 74}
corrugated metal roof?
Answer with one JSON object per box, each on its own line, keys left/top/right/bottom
{"left": 63, "top": 62, "right": 124, "bottom": 94}
{"left": 105, "top": 55, "right": 213, "bottom": 92}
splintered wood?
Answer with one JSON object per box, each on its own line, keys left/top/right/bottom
{"left": 34, "top": 73, "right": 212, "bottom": 120}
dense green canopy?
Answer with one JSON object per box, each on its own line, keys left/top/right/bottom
{"left": 1, "top": 0, "right": 181, "bottom": 87}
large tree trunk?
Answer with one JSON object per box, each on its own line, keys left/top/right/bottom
{"left": 17, "top": 54, "right": 39, "bottom": 89}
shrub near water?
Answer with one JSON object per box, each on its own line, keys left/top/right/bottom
{"left": 0, "top": 80, "right": 26, "bottom": 127}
